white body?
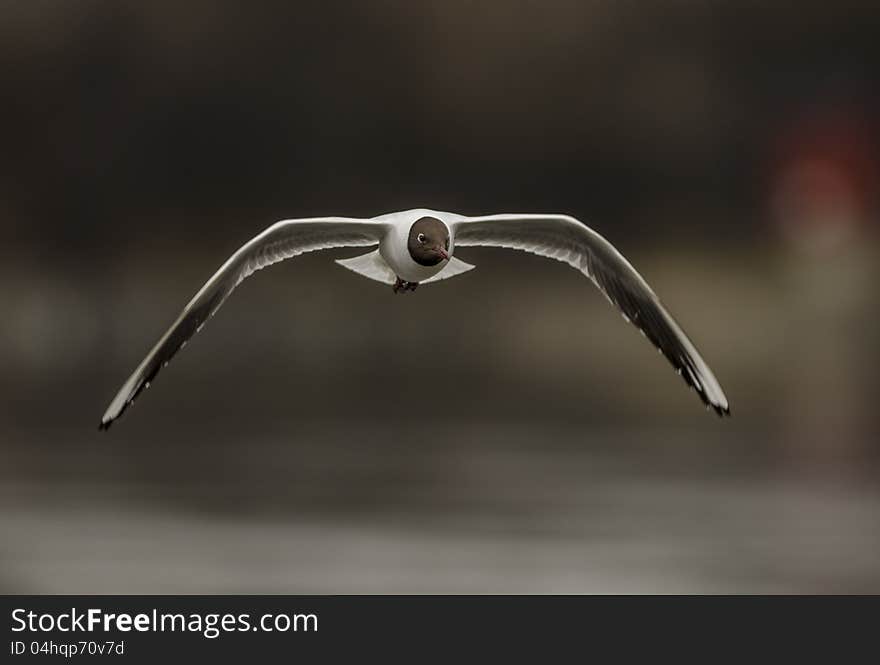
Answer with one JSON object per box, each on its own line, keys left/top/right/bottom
{"left": 375, "top": 208, "right": 465, "bottom": 282}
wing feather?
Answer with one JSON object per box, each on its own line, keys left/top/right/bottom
{"left": 99, "top": 217, "right": 386, "bottom": 429}
{"left": 453, "top": 214, "right": 730, "bottom": 415}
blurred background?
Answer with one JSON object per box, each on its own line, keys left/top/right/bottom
{"left": 1, "top": 1, "right": 879, "bottom": 593}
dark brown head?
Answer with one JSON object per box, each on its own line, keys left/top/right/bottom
{"left": 408, "top": 217, "right": 450, "bottom": 266}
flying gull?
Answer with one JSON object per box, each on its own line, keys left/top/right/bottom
{"left": 99, "top": 209, "right": 730, "bottom": 429}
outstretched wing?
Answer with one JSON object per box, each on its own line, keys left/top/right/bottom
{"left": 452, "top": 214, "right": 729, "bottom": 415}
{"left": 99, "top": 217, "right": 387, "bottom": 429}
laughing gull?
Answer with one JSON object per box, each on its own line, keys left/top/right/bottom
{"left": 99, "top": 208, "right": 729, "bottom": 429}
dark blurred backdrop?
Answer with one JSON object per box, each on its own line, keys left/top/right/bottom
{"left": 1, "top": 1, "right": 878, "bottom": 593}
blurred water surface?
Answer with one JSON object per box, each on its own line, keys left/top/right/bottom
{"left": 3, "top": 419, "right": 880, "bottom": 593}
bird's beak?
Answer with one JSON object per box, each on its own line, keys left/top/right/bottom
{"left": 436, "top": 247, "right": 449, "bottom": 261}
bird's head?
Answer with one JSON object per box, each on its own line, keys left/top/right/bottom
{"left": 408, "top": 217, "right": 450, "bottom": 266}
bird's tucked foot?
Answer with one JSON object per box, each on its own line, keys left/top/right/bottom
{"left": 393, "top": 277, "right": 419, "bottom": 293}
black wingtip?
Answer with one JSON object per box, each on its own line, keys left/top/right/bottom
{"left": 98, "top": 419, "right": 112, "bottom": 431}
{"left": 711, "top": 403, "right": 731, "bottom": 418}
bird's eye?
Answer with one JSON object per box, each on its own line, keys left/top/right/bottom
{"left": 417, "top": 233, "right": 426, "bottom": 244}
